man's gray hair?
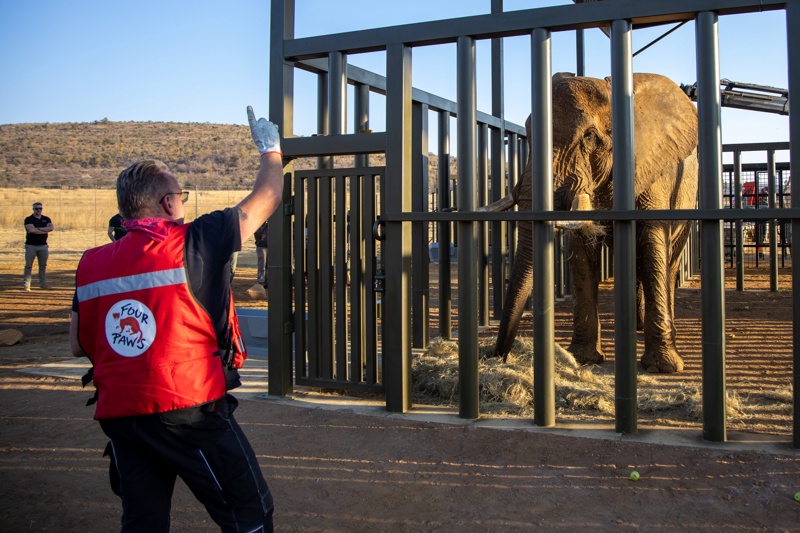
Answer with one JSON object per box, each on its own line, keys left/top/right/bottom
{"left": 116, "top": 160, "right": 172, "bottom": 220}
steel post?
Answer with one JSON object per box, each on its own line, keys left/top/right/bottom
{"left": 697, "top": 10, "right": 727, "bottom": 443}
{"left": 267, "top": 0, "right": 295, "bottom": 396}
{"left": 786, "top": 0, "right": 800, "bottom": 448}
{"left": 767, "top": 150, "right": 778, "bottom": 291}
{"left": 491, "top": 0, "right": 507, "bottom": 320}
{"left": 384, "top": 43, "right": 413, "bottom": 413}
{"left": 478, "top": 123, "right": 490, "bottom": 327}
{"left": 352, "top": 83, "right": 370, "bottom": 376}
{"left": 734, "top": 151, "right": 744, "bottom": 290}
{"left": 412, "top": 102, "right": 431, "bottom": 348}
{"left": 531, "top": 27, "right": 555, "bottom": 428}
{"left": 438, "top": 111, "right": 452, "bottom": 339}
{"left": 457, "top": 35, "right": 479, "bottom": 420}
{"left": 611, "top": 19, "right": 638, "bottom": 435}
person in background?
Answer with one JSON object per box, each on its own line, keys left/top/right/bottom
{"left": 255, "top": 221, "right": 268, "bottom": 287}
{"left": 24, "top": 201, "right": 54, "bottom": 291}
{"left": 69, "top": 106, "right": 283, "bottom": 532}
{"left": 107, "top": 212, "right": 127, "bottom": 241}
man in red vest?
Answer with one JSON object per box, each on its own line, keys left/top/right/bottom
{"left": 70, "top": 106, "right": 282, "bottom": 532}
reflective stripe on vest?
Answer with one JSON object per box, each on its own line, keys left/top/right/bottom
{"left": 77, "top": 268, "right": 186, "bottom": 302}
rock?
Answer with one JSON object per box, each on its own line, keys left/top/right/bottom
{"left": 246, "top": 283, "right": 267, "bottom": 300}
{"left": 0, "top": 329, "right": 23, "bottom": 346}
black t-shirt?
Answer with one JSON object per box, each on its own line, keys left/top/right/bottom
{"left": 108, "top": 214, "right": 127, "bottom": 241}
{"left": 24, "top": 214, "right": 52, "bottom": 246}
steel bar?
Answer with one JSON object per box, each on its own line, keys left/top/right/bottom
{"left": 787, "top": 0, "right": 800, "bottom": 448}
{"left": 697, "top": 10, "right": 727, "bottom": 443}
{"left": 283, "top": 132, "right": 387, "bottom": 158}
{"left": 284, "top": 1, "right": 785, "bottom": 60}
{"left": 438, "top": 111, "right": 452, "bottom": 339}
{"left": 352, "top": 83, "right": 370, "bottom": 380}
{"left": 457, "top": 35, "right": 479, "bottom": 420}
{"left": 297, "top": 58, "right": 526, "bottom": 135}
{"left": 293, "top": 174, "right": 307, "bottom": 382}
{"left": 383, "top": 42, "right": 413, "bottom": 413}
{"left": 491, "top": 0, "right": 507, "bottom": 320}
{"left": 507, "top": 132, "right": 519, "bottom": 275}
{"left": 531, "top": 27, "right": 555, "bottom": 428}
{"left": 611, "top": 19, "right": 637, "bottom": 435}
{"left": 412, "top": 102, "right": 430, "bottom": 348}
{"left": 380, "top": 207, "right": 800, "bottom": 223}
{"left": 478, "top": 123, "right": 490, "bottom": 327}
{"left": 267, "top": 0, "right": 295, "bottom": 396}
{"left": 329, "top": 52, "right": 348, "bottom": 381}
{"left": 734, "top": 151, "right": 744, "bottom": 290}
{"left": 768, "top": 150, "right": 778, "bottom": 291}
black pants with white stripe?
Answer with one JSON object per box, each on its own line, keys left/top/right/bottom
{"left": 99, "top": 394, "right": 273, "bottom": 533}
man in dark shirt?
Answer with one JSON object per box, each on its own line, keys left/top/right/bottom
{"left": 69, "top": 106, "right": 283, "bottom": 532}
{"left": 107, "top": 213, "right": 127, "bottom": 241}
{"left": 24, "top": 201, "right": 54, "bottom": 290}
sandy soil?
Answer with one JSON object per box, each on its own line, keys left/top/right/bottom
{"left": 1, "top": 251, "right": 799, "bottom": 531}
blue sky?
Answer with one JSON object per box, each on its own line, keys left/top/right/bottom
{"left": 0, "top": 1, "right": 790, "bottom": 158}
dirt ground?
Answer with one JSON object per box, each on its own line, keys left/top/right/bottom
{"left": 1, "top": 253, "right": 800, "bottom": 531}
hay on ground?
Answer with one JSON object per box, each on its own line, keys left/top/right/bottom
{"left": 413, "top": 336, "right": 754, "bottom": 420}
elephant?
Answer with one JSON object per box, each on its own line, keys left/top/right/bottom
{"left": 485, "top": 72, "right": 698, "bottom": 373}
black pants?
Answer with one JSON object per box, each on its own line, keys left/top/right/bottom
{"left": 100, "top": 394, "right": 274, "bottom": 533}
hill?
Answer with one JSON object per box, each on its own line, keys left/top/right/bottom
{"left": 0, "top": 121, "right": 453, "bottom": 190}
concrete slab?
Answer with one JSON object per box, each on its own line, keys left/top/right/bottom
{"left": 235, "top": 307, "right": 267, "bottom": 358}
{"left": 16, "top": 358, "right": 797, "bottom": 455}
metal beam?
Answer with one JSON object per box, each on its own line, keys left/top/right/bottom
{"left": 697, "top": 10, "right": 727, "bottom": 443}
{"left": 457, "top": 35, "right": 479, "bottom": 420}
{"left": 283, "top": 132, "right": 387, "bottom": 158}
{"left": 531, "top": 27, "right": 555, "bottom": 428}
{"left": 284, "top": 1, "right": 784, "bottom": 60}
{"left": 383, "top": 43, "right": 413, "bottom": 413}
{"left": 787, "top": 0, "right": 800, "bottom": 450}
{"left": 611, "top": 18, "right": 637, "bottom": 435}
{"left": 267, "top": 0, "right": 295, "bottom": 397}
{"left": 296, "top": 58, "right": 526, "bottom": 135}
{"left": 381, "top": 207, "right": 800, "bottom": 223}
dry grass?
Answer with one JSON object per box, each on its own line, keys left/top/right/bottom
{"left": 413, "top": 336, "right": 754, "bottom": 422}
{"left": 1, "top": 187, "right": 246, "bottom": 226}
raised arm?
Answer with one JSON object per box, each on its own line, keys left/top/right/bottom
{"left": 236, "top": 106, "right": 284, "bottom": 244}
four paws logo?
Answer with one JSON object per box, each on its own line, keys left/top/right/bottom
{"left": 104, "top": 300, "right": 156, "bottom": 357}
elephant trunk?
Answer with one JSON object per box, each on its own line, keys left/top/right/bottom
{"left": 494, "top": 222, "right": 533, "bottom": 361}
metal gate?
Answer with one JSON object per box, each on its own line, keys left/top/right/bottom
{"left": 292, "top": 166, "right": 385, "bottom": 393}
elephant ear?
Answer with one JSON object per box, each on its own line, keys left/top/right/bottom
{"left": 630, "top": 73, "right": 698, "bottom": 198}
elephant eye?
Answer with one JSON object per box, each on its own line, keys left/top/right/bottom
{"left": 583, "top": 129, "right": 597, "bottom": 148}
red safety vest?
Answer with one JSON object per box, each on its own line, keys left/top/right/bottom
{"left": 76, "top": 224, "right": 228, "bottom": 419}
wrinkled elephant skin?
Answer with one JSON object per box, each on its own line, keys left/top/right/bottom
{"left": 490, "top": 73, "right": 698, "bottom": 374}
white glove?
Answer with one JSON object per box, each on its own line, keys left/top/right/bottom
{"left": 247, "top": 106, "right": 281, "bottom": 154}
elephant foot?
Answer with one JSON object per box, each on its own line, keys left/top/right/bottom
{"left": 567, "top": 342, "right": 605, "bottom": 365}
{"left": 641, "top": 346, "right": 684, "bottom": 374}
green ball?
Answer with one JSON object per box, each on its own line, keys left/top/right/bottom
{"left": 794, "top": 491, "right": 800, "bottom": 502}
{"left": 630, "top": 471, "right": 640, "bottom": 482}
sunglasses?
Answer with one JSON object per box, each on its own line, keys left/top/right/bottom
{"left": 33, "top": 207, "right": 43, "bottom": 211}
{"left": 159, "top": 191, "right": 189, "bottom": 205}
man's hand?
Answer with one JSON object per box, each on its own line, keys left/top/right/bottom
{"left": 247, "top": 106, "right": 281, "bottom": 155}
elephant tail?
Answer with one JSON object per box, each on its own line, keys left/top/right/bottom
{"left": 478, "top": 193, "right": 516, "bottom": 212}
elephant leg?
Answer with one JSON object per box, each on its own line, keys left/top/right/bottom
{"left": 567, "top": 231, "right": 604, "bottom": 364}
{"left": 494, "top": 221, "right": 534, "bottom": 361}
{"left": 639, "top": 221, "right": 684, "bottom": 373}
{"left": 666, "top": 223, "right": 691, "bottom": 344}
